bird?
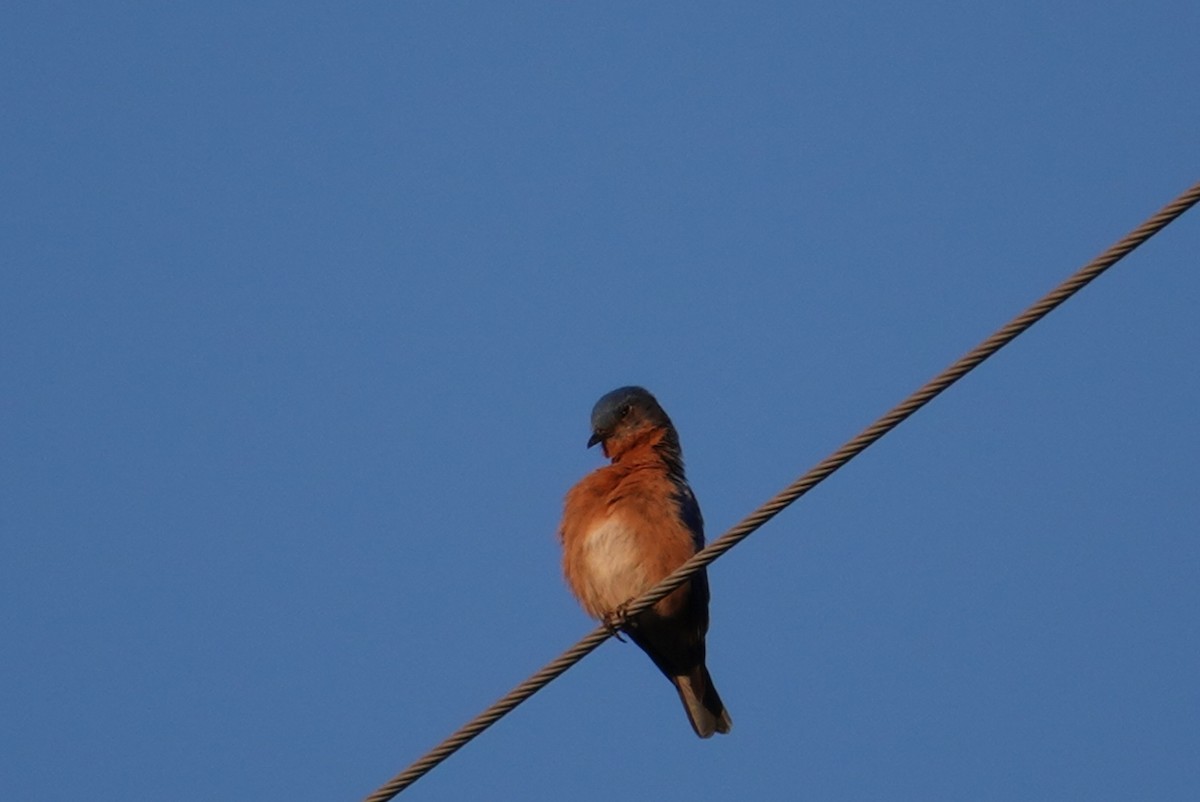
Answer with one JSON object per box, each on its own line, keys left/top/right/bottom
{"left": 559, "top": 386, "right": 732, "bottom": 738}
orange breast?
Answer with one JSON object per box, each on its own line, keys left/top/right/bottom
{"left": 561, "top": 451, "right": 699, "bottom": 620}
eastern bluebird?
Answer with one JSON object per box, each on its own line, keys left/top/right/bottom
{"left": 560, "top": 386, "right": 732, "bottom": 738}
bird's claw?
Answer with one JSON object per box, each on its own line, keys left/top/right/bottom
{"left": 602, "top": 603, "right": 632, "bottom": 642}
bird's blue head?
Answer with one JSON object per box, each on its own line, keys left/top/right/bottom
{"left": 587, "top": 386, "right": 675, "bottom": 453}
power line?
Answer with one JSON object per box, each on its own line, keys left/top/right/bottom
{"left": 365, "top": 179, "right": 1200, "bottom": 801}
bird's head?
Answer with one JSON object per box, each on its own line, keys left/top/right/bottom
{"left": 587, "top": 386, "right": 677, "bottom": 460}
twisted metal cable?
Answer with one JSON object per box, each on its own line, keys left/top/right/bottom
{"left": 366, "top": 179, "right": 1200, "bottom": 801}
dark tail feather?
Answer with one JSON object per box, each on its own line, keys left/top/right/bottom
{"left": 672, "top": 664, "right": 732, "bottom": 738}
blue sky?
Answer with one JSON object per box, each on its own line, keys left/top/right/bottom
{"left": 3, "top": 3, "right": 1197, "bottom": 800}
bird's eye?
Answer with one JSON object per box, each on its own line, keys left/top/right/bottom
{"left": 620, "top": 404, "right": 632, "bottom": 418}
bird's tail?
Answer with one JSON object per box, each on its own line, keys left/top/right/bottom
{"left": 672, "top": 664, "right": 732, "bottom": 738}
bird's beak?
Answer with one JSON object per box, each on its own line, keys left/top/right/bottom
{"left": 587, "top": 431, "right": 604, "bottom": 449}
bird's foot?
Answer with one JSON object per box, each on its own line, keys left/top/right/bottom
{"left": 602, "top": 603, "right": 632, "bottom": 642}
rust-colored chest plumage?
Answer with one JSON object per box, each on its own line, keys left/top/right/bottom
{"left": 560, "top": 447, "right": 698, "bottom": 620}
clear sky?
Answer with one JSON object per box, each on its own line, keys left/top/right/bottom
{"left": 3, "top": 3, "right": 1198, "bottom": 801}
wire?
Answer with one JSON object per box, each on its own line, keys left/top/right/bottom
{"left": 365, "top": 179, "right": 1200, "bottom": 801}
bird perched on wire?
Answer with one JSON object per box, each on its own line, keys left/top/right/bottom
{"left": 560, "top": 386, "right": 732, "bottom": 738}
